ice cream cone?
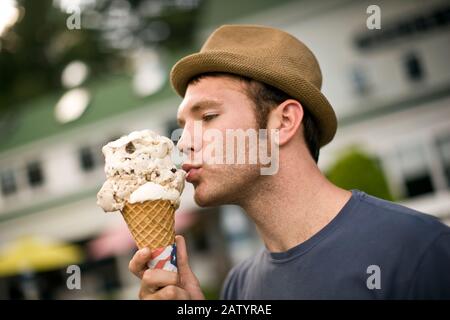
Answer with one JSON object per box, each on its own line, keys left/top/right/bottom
{"left": 97, "top": 130, "right": 184, "bottom": 272}
{"left": 121, "top": 200, "right": 175, "bottom": 250}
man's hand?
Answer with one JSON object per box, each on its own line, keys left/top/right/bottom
{"left": 128, "top": 235, "right": 205, "bottom": 300}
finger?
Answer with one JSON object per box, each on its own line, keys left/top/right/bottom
{"left": 173, "top": 236, "right": 205, "bottom": 300}
{"left": 175, "top": 235, "right": 193, "bottom": 275}
{"left": 175, "top": 235, "right": 201, "bottom": 288}
{"left": 128, "top": 247, "right": 151, "bottom": 278}
{"left": 142, "top": 285, "right": 190, "bottom": 300}
{"left": 142, "top": 268, "right": 179, "bottom": 290}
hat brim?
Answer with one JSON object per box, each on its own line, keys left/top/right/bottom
{"left": 170, "top": 51, "right": 337, "bottom": 147}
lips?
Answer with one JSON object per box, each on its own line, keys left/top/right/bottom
{"left": 182, "top": 163, "right": 202, "bottom": 183}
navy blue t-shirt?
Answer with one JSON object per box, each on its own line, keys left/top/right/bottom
{"left": 221, "top": 190, "right": 450, "bottom": 299}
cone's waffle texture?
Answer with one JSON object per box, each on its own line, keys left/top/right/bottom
{"left": 121, "top": 200, "right": 175, "bottom": 250}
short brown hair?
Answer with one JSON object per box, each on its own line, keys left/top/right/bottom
{"left": 188, "top": 73, "right": 320, "bottom": 163}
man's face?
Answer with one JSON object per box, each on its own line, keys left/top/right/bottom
{"left": 176, "top": 75, "right": 262, "bottom": 207}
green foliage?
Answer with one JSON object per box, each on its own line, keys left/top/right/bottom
{"left": 0, "top": 0, "right": 202, "bottom": 115}
{"left": 326, "top": 147, "right": 395, "bottom": 201}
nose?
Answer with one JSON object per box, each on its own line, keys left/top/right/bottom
{"left": 176, "top": 130, "right": 193, "bottom": 155}
{"left": 176, "top": 121, "right": 201, "bottom": 156}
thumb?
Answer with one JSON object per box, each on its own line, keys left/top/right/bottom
{"left": 175, "top": 235, "right": 196, "bottom": 280}
{"left": 175, "top": 235, "right": 203, "bottom": 295}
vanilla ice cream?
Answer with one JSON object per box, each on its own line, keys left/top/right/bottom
{"left": 96, "top": 129, "right": 185, "bottom": 212}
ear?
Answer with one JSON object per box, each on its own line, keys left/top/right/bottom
{"left": 266, "top": 99, "right": 304, "bottom": 146}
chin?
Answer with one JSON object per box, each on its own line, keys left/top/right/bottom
{"left": 193, "top": 187, "right": 215, "bottom": 207}
{"left": 193, "top": 182, "right": 229, "bottom": 207}
{"left": 193, "top": 194, "right": 211, "bottom": 207}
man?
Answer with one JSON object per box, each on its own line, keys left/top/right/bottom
{"left": 128, "top": 25, "right": 450, "bottom": 299}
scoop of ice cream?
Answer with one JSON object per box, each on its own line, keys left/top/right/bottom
{"left": 129, "top": 182, "right": 181, "bottom": 204}
{"left": 96, "top": 129, "right": 185, "bottom": 212}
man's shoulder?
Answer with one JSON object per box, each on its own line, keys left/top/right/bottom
{"left": 353, "top": 190, "right": 450, "bottom": 239}
{"left": 339, "top": 191, "right": 450, "bottom": 281}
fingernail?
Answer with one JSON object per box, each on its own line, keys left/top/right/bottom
{"left": 140, "top": 247, "right": 150, "bottom": 256}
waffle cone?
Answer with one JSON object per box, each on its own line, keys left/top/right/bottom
{"left": 121, "top": 200, "right": 175, "bottom": 250}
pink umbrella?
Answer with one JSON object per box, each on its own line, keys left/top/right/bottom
{"left": 175, "top": 210, "right": 198, "bottom": 233}
{"left": 88, "top": 223, "right": 135, "bottom": 260}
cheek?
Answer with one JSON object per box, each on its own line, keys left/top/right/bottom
{"left": 201, "top": 114, "right": 258, "bottom": 164}
{"left": 198, "top": 163, "right": 259, "bottom": 196}
{"left": 222, "top": 110, "right": 256, "bottom": 130}
{"left": 204, "top": 106, "right": 256, "bottom": 135}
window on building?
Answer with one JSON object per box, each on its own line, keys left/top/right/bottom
{"left": 354, "top": 4, "right": 450, "bottom": 51}
{"left": 190, "top": 215, "right": 211, "bottom": 253}
{"left": 26, "top": 161, "right": 44, "bottom": 187}
{"left": 1, "top": 170, "right": 17, "bottom": 196}
{"left": 399, "top": 145, "right": 434, "bottom": 198}
{"left": 192, "top": 229, "right": 209, "bottom": 252}
{"left": 403, "top": 52, "right": 426, "bottom": 82}
{"left": 351, "top": 66, "right": 371, "bottom": 96}
{"left": 436, "top": 134, "right": 450, "bottom": 188}
{"left": 404, "top": 174, "right": 434, "bottom": 198}
{"left": 79, "top": 146, "right": 96, "bottom": 171}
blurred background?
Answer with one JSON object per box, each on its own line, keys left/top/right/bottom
{"left": 0, "top": 0, "right": 449, "bottom": 299}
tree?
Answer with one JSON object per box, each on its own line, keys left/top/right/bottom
{"left": 326, "top": 147, "right": 395, "bottom": 201}
{"left": 0, "top": 0, "right": 202, "bottom": 115}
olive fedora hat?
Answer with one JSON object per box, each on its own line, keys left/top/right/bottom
{"left": 170, "top": 24, "right": 337, "bottom": 147}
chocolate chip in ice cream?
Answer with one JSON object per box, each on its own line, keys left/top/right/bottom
{"left": 96, "top": 129, "right": 186, "bottom": 212}
{"left": 125, "top": 142, "right": 136, "bottom": 154}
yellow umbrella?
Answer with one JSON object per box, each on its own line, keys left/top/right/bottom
{"left": 0, "top": 236, "right": 83, "bottom": 277}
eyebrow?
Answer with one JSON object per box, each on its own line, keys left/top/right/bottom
{"left": 177, "top": 100, "right": 222, "bottom": 127}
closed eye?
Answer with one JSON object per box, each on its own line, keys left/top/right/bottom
{"left": 202, "top": 114, "right": 219, "bottom": 122}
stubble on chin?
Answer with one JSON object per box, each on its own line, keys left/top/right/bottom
{"left": 193, "top": 164, "right": 261, "bottom": 207}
